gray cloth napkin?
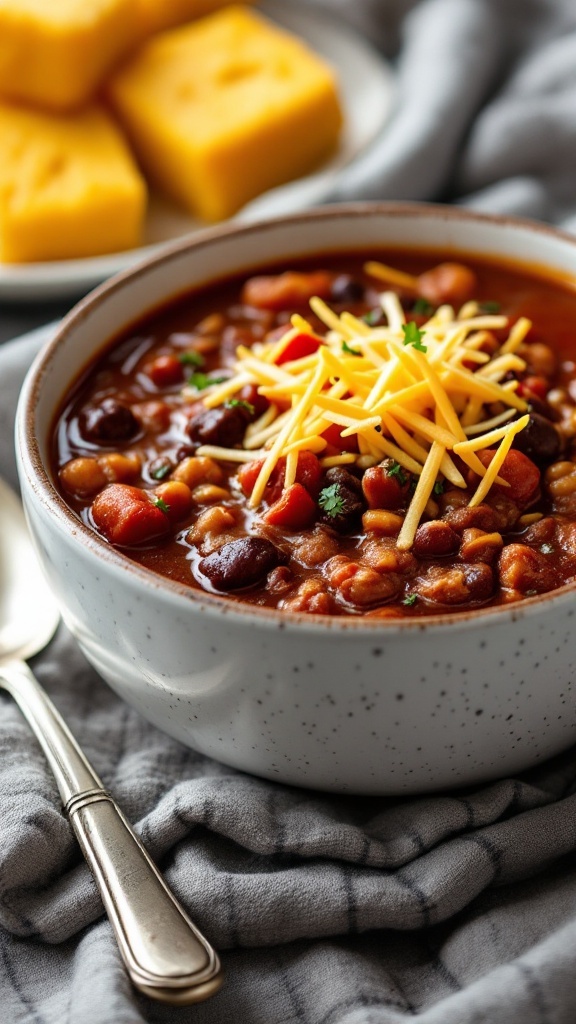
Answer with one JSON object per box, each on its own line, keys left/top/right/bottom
{"left": 3, "top": 1, "right": 576, "bottom": 1021}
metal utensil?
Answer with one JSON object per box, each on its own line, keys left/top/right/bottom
{"left": 0, "top": 477, "right": 222, "bottom": 1005}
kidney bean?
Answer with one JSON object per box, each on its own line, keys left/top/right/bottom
{"left": 187, "top": 405, "right": 248, "bottom": 448}
{"left": 477, "top": 449, "right": 540, "bottom": 507}
{"left": 413, "top": 521, "right": 460, "bottom": 557}
{"left": 199, "top": 536, "right": 288, "bottom": 591}
{"left": 145, "top": 354, "right": 184, "bottom": 388}
{"left": 512, "top": 412, "right": 561, "bottom": 463}
{"left": 318, "top": 475, "right": 365, "bottom": 534}
{"left": 362, "top": 463, "right": 410, "bottom": 510}
{"left": 415, "top": 563, "right": 494, "bottom": 605}
{"left": 236, "top": 383, "right": 270, "bottom": 418}
{"left": 324, "top": 466, "right": 363, "bottom": 495}
{"left": 80, "top": 398, "right": 139, "bottom": 444}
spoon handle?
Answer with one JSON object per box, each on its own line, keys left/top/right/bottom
{"left": 0, "top": 658, "right": 223, "bottom": 1005}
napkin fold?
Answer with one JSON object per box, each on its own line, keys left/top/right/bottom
{"left": 3, "top": 1, "right": 576, "bottom": 1021}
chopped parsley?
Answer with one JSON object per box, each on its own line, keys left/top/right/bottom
{"left": 540, "top": 542, "right": 554, "bottom": 555}
{"left": 433, "top": 480, "right": 444, "bottom": 495}
{"left": 151, "top": 463, "right": 171, "bottom": 481}
{"left": 403, "top": 593, "right": 418, "bottom": 607}
{"left": 387, "top": 461, "right": 407, "bottom": 486}
{"left": 188, "top": 372, "right": 227, "bottom": 391}
{"left": 412, "top": 297, "right": 433, "bottom": 316}
{"left": 401, "top": 321, "right": 427, "bottom": 352}
{"left": 154, "top": 497, "right": 170, "bottom": 513}
{"left": 342, "top": 340, "right": 361, "bottom": 356}
{"left": 479, "top": 300, "right": 501, "bottom": 314}
{"left": 225, "top": 398, "right": 255, "bottom": 416}
{"left": 178, "top": 350, "right": 205, "bottom": 367}
{"left": 362, "top": 308, "right": 382, "bottom": 327}
{"left": 318, "top": 483, "right": 345, "bottom": 518}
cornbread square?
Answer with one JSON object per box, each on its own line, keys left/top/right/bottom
{"left": 108, "top": 5, "right": 343, "bottom": 222}
{"left": 0, "top": 102, "right": 147, "bottom": 263}
{"left": 137, "top": 0, "right": 255, "bottom": 36}
{"left": 0, "top": 0, "right": 137, "bottom": 111}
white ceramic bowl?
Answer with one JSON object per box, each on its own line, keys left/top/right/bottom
{"left": 16, "top": 203, "right": 576, "bottom": 794}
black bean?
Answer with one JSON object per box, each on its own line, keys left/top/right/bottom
{"left": 199, "top": 537, "right": 288, "bottom": 591}
{"left": 512, "top": 412, "right": 561, "bottom": 463}
{"left": 187, "top": 406, "right": 247, "bottom": 448}
{"left": 324, "top": 466, "right": 363, "bottom": 495}
{"left": 330, "top": 275, "right": 365, "bottom": 305}
{"left": 319, "top": 484, "right": 365, "bottom": 534}
{"left": 79, "top": 398, "right": 139, "bottom": 444}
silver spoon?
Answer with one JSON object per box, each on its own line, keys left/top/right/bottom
{"left": 0, "top": 476, "right": 222, "bottom": 1005}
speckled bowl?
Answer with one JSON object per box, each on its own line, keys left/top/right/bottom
{"left": 16, "top": 203, "right": 576, "bottom": 794}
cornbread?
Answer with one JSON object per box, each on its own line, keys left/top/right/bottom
{"left": 0, "top": 0, "right": 136, "bottom": 111}
{"left": 0, "top": 102, "right": 147, "bottom": 262}
{"left": 108, "top": 5, "right": 343, "bottom": 222}
{"left": 136, "top": 0, "right": 255, "bottom": 36}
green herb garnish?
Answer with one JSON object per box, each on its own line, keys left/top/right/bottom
{"left": 412, "top": 297, "right": 433, "bottom": 316}
{"left": 433, "top": 480, "right": 444, "bottom": 495}
{"left": 403, "top": 593, "right": 418, "bottom": 607}
{"left": 401, "top": 321, "right": 427, "bottom": 352}
{"left": 225, "top": 398, "right": 255, "bottom": 416}
{"left": 479, "top": 300, "right": 501, "bottom": 314}
{"left": 154, "top": 497, "right": 170, "bottom": 513}
{"left": 387, "top": 461, "right": 407, "bottom": 486}
{"left": 188, "top": 372, "right": 227, "bottom": 391}
{"left": 540, "top": 542, "right": 554, "bottom": 555}
{"left": 318, "top": 483, "right": 345, "bottom": 518}
{"left": 342, "top": 340, "right": 361, "bottom": 356}
{"left": 151, "top": 464, "right": 171, "bottom": 481}
{"left": 362, "top": 308, "right": 382, "bottom": 327}
{"left": 178, "top": 350, "right": 205, "bottom": 367}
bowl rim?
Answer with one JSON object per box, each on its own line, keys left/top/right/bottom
{"left": 17, "top": 199, "right": 576, "bottom": 636}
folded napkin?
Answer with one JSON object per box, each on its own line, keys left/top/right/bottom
{"left": 3, "top": 1, "right": 576, "bottom": 1022}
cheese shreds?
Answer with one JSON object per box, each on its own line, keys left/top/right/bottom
{"left": 193, "top": 262, "right": 538, "bottom": 548}
{"left": 397, "top": 442, "right": 446, "bottom": 550}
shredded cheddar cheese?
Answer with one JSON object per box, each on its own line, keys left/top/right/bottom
{"left": 195, "top": 266, "right": 531, "bottom": 548}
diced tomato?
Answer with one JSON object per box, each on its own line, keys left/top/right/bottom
{"left": 362, "top": 465, "right": 409, "bottom": 510}
{"left": 92, "top": 483, "right": 171, "bottom": 546}
{"left": 477, "top": 449, "right": 540, "bottom": 506}
{"left": 238, "top": 451, "right": 322, "bottom": 502}
{"left": 263, "top": 483, "right": 317, "bottom": 529}
{"left": 276, "top": 332, "right": 321, "bottom": 365}
{"left": 519, "top": 375, "right": 549, "bottom": 402}
{"left": 321, "top": 423, "right": 359, "bottom": 454}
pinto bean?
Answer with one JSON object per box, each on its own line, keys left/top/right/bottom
{"left": 485, "top": 493, "right": 522, "bottom": 531}
{"left": 327, "top": 558, "right": 401, "bottom": 608}
{"left": 459, "top": 528, "right": 503, "bottom": 564}
{"left": 362, "top": 538, "right": 417, "bottom": 575}
{"left": 416, "top": 263, "right": 477, "bottom": 308}
{"left": 281, "top": 578, "right": 332, "bottom": 614}
{"left": 293, "top": 528, "right": 340, "bottom": 567}
{"left": 198, "top": 536, "right": 288, "bottom": 591}
{"left": 79, "top": 398, "right": 139, "bottom": 444}
{"left": 241, "top": 271, "right": 333, "bottom": 310}
{"left": 519, "top": 341, "right": 557, "bottom": 378}
{"left": 498, "top": 544, "right": 556, "bottom": 594}
{"left": 444, "top": 503, "right": 499, "bottom": 534}
{"left": 413, "top": 521, "right": 460, "bottom": 557}
{"left": 362, "top": 463, "right": 410, "bottom": 510}
{"left": 415, "top": 563, "right": 494, "bottom": 606}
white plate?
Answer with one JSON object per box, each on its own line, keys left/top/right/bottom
{"left": 0, "top": 1, "right": 395, "bottom": 302}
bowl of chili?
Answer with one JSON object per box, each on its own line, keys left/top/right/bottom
{"left": 16, "top": 203, "right": 576, "bottom": 793}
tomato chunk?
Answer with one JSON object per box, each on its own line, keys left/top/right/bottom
{"left": 321, "top": 423, "right": 359, "bottom": 454}
{"left": 477, "top": 449, "right": 540, "bottom": 507}
{"left": 276, "top": 332, "right": 321, "bottom": 365}
{"left": 92, "top": 483, "right": 171, "bottom": 546}
{"left": 238, "top": 451, "right": 322, "bottom": 502}
{"left": 263, "top": 482, "right": 317, "bottom": 529}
